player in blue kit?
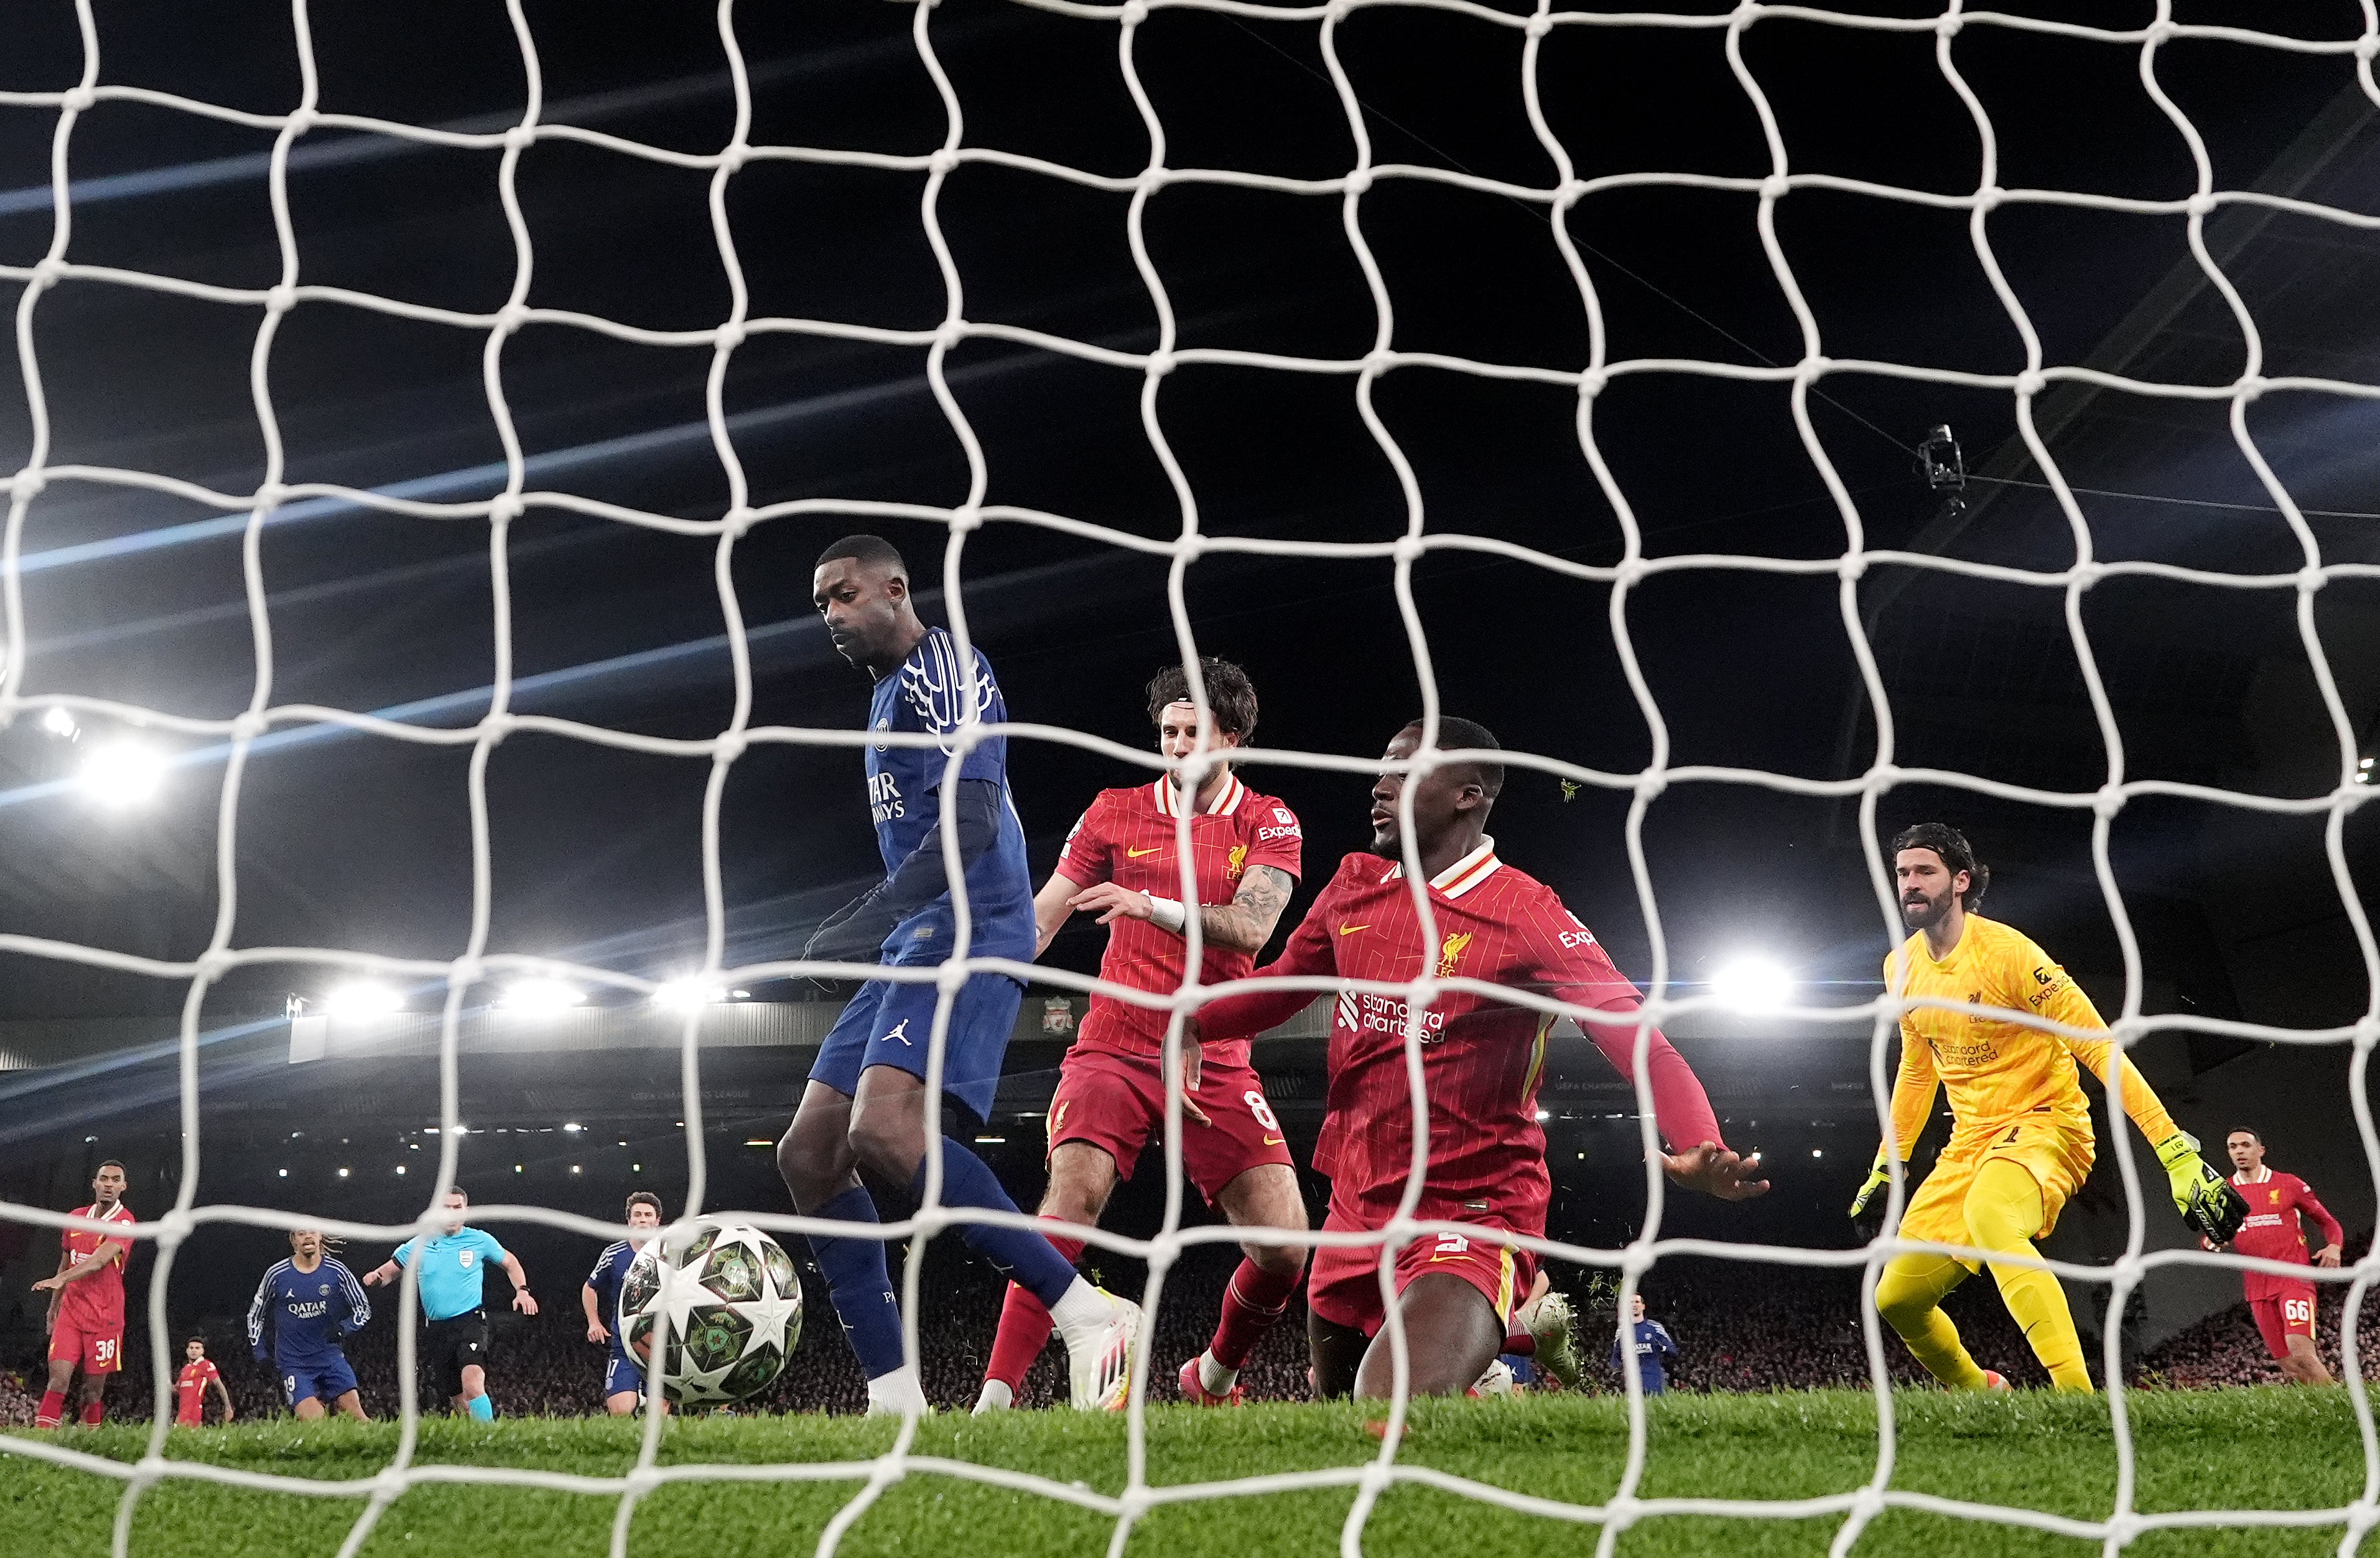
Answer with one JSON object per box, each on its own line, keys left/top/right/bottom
{"left": 776, "top": 534, "right": 1142, "bottom": 1416}
{"left": 582, "top": 1191, "right": 665, "bottom": 1416}
{"left": 248, "top": 1228, "right": 370, "bottom": 1421}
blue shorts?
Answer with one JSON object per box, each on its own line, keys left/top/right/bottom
{"left": 809, "top": 969, "right": 1023, "bottom": 1121}
{"left": 281, "top": 1355, "right": 358, "bottom": 1407}
{"left": 604, "top": 1349, "right": 642, "bottom": 1398}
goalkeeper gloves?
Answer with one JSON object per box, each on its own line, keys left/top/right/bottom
{"left": 2155, "top": 1131, "right": 2249, "bottom": 1243}
{"left": 1848, "top": 1146, "right": 1893, "bottom": 1220}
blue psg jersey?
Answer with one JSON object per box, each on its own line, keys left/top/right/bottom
{"left": 248, "top": 1257, "right": 369, "bottom": 1367}
{"left": 587, "top": 1240, "right": 635, "bottom": 1332}
{"left": 864, "top": 628, "right": 1036, "bottom": 965}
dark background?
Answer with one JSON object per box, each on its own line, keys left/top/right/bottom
{"left": 0, "top": 0, "right": 2374, "bottom": 1353}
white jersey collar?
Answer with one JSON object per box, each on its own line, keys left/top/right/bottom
{"left": 1382, "top": 835, "right": 1501, "bottom": 900}
{"left": 1153, "top": 771, "right": 1245, "bottom": 819}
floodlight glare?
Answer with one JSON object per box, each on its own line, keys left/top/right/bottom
{"left": 1711, "top": 956, "right": 1793, "bottom": 1014}
{"left": 76, "top": 740, "right": 168, "bottom": 809}
{"left": 38, "top": 707, "right": 78, "bottom": 740}
{"left": 652, "top": 975, "right": 725, "bottom": 1010}
{"left": 498, "top": 977, "right": 584, "bottom": 1014}
{"left": 322, "top": 980, "right": 403, "bottom": 1019}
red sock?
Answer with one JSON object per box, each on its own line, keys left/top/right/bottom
{"left": 1503, "top": 1310, "right": 1536, "bottom": 1356}
{"left": 80, "top": 1399, "right": 103, "bottom": 1427}
{"left": 984, "top": 1218, "right": 1085, "bottom": 1392}
{"left": 36, "top": 1390, "right": 65, "bottom": 1428}
{"left": 1209, "top": 1256, "right": 1303, "bottom": 1371}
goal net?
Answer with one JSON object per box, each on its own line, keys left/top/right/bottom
{"left": 2, "top": 1, "right": 2377, "bottom": 1555}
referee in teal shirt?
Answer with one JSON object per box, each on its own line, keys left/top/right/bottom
{"left": 363, "top": 1187, "right": 537, "bottom": 1419}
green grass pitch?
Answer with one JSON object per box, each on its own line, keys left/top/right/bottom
{"left": 1, "top": 1388, "right": 2366, "bottom": 1557}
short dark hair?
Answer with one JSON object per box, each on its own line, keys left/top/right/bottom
{"left": 1890, "top": 822, "right": 1990, "bottom": 911}
{"left": 817, "top": 534, "right": 906, "bottom": 577}
{"left": 1402, "top": 716, "right": 1505, "bottom": 800}
{"left": 1146, "top": 657, "right": 1259, "bottom": 743}
{"left": 625, "top": 1191, "right": 663, "bottom": 1218}
{"left": 2228, "top": 1126, "right": 2263, "bottom": 1146}
{"left": 95, "top": 1159, "right": 124, "bottom": 1174}
{"left": 185, "top": 1335, "right": 205, "bottom": 1348}
{"left": 442, "top": 1185, "right": 469, "bottom": 1204}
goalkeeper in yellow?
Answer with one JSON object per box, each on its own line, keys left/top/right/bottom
{"left": 1850, "top": 823, "right": 2247, "bottom": 1392}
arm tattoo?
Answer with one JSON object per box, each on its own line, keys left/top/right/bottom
{"left": 1197, "top": 865, "right": 1295, "bottom": 955}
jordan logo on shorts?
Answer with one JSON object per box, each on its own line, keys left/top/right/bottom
{"left": 885, "top": 1019, "right": 912, "bottom": 1047}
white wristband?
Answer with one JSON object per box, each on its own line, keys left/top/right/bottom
{"left": 1146, "top": 895, "right": 1188, "bottom": 935}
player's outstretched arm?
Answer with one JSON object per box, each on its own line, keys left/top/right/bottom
{"left": 1192, "top": 888, "right": 1340, "bottom": 1044}
{"left": 212, "top": 1373, "right": 234, "bottom": 1423}
{"left": 30, "top": 1237, "right": 126, "bottom": 1292}
{"left": 1574, "top": 1002, "right": 1767, "bottom": 1200}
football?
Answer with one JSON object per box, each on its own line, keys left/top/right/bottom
{"left": 618, "top": 1222, "right": 803, "bottom": 1404}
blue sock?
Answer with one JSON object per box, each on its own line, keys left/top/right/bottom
{"left": 467, "top": 1393, "right": 494, "bottom": 1421}
{"left": 807, "top": 1185, "right": 908, "bottom": 1379}
{"left": 915, "top": 1139, "right": 1081, "bottom": 1309}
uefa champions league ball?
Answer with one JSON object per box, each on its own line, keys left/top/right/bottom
{"left": 619, "top": 1222, "right": 802, "bottom": 1404}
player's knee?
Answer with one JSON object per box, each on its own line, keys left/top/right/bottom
{"left": 1874, "top": 1266, "right": 1935, "bottom": 1333}
{"left": 1245, "top": 1238, "right": 1307, "bottom": 1279}
{"left": 845, "top": 1106, "right": 923, "bottom": 1185}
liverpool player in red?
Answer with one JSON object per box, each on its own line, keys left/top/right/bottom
{"left": 975, "top": 659, "right": 1309, "bottom": 1412}
{"left": 30, "top": 1160, "right": 136, "bottom": 1428}
{"left": 1196, "top": 718, "right": 1768, "bottom": 1399}
{"left": 2212, "top": 1128, "right": 2344, "bottom": 1384}
{"left": 174, "top": 1337, "right": 234, "bottom": 1427}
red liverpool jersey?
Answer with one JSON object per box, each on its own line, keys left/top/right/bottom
{"left": 2229, "top": 1168, "right": 2343, "bottom": 1301}
{"left": 1197, "top": 839, "right": 1726, "bottom": 1228}
{"left": 1054, "top": 772, "right": 1303, "bottom": 1068}
{"left": 175, "top": 1358, "right": 220, "bottom": 1424}
{"left": 58, "top": 1201, "right": 134, "bottom": 1328}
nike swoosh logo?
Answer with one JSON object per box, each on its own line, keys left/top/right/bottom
{"left": 1262, "top": 1136, "right": 1284, "bottom": 1147}
{"left": 1126, "top": 847, "right": 1161, "bottom": 858}
{"left": 1337, "top": 924, "right": 1369, "bottom": 935}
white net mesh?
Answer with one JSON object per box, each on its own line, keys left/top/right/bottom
{"left": 2, "top": 0, "right": 2378, "bottom": 1554}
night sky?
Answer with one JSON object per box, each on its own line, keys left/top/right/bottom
{"left": 0, "top": 0, "right": 2373, "bottom": 1043}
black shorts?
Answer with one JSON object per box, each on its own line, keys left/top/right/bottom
{"left": 422, "top": 1310, "right": 491, "bottom": 1399}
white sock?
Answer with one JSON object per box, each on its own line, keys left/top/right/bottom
{"left": 865, "top": 1365, "right": 929, "bottom": 1417}
{"left": 1048, "top": 1276, "right": 1115, "bottom": 1349}
{"left": 1197, "top": 1352, "right": 1239, "bottom": 1397}
{"left": 973, "top": 1378, "right": 1013, "bottom": 1414}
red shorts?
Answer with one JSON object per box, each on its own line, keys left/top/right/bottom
{"left": 49, "top": 1315, "right": 124, "bottom": 1375}
{"left": 1047, "top": 1045, "right": 1293, "bottom": 1203}
{"left": 1306, "top": 1195, "right": 1534, "bottom": 1339}
{"left": 2249, "top": 1284, "right": 2318, "bottom": 1360}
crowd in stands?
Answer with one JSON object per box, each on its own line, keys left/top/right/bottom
{"left": 4, "top": 1240, "right": 2369, "bottom": 1423}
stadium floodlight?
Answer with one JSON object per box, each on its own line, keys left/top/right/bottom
{"left": 38, "top": 706, "right": 78, "bottom": 740}
{"left": 2358, "top": 756, "right": 2373, "bottom": 786}
{"left": 75, "top": 738, "right": 168, "bottom": 809}
{"left": 322, "top": 980, "right": 403, "bottom": 1019}
{"left": 652, "top": 975, "right": 726, "bottom": 1009}
{"left": 497, "top": 977, "right": 583, "bottom": 1014}
{"left": 1711, "top": 956, "right": 1793, "bottom": 1014}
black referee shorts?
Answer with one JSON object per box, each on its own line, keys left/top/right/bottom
{"left": 422, "top": 1309, "right": 491, "bottom": 1399}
